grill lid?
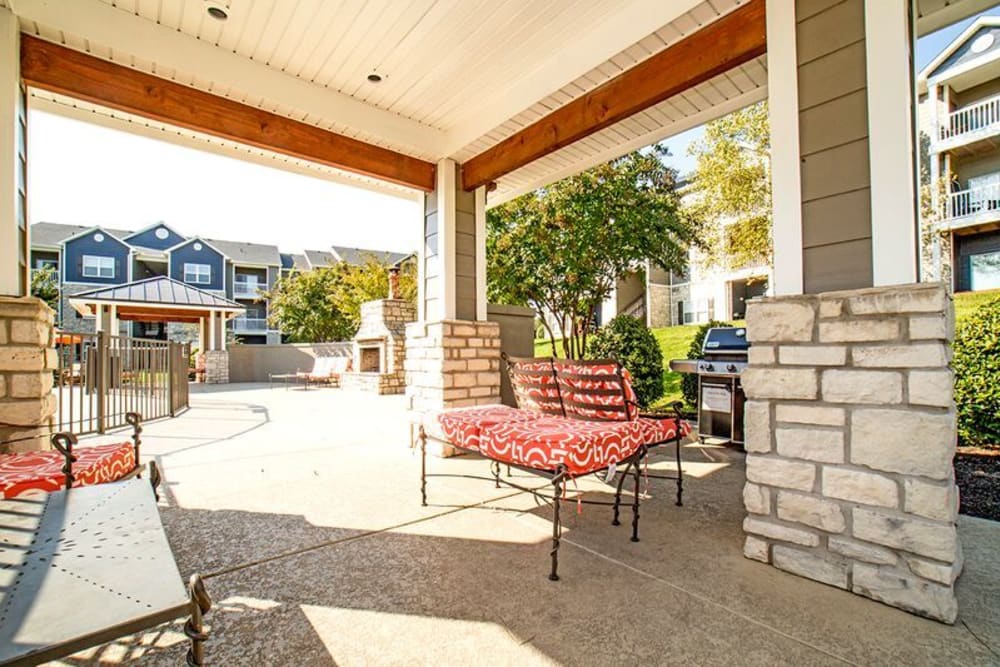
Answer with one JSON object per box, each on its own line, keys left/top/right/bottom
{"left": 701, "top": 327, "right": 749, "bottom": 354}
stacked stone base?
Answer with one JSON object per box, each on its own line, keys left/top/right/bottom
{"left": 405, "top": 319, "right": 501, "bottom": 456}
{"left": 340, "top": 371, "right": 405, "bottom": 394}
{"left": 741, "top": 283, "right": 961, "bottom": 623}
{"left": 203, "top": 350, "right": 229, "bottom": 384}
{"left": 0, "top": 296, "right": 57, "bottom": 453}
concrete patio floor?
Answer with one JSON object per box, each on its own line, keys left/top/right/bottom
{"left": 53, "top": 383, "right": 1000, "bottom": 666}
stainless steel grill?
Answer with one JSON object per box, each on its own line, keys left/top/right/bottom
{"left": 669, "top": 326, "right": 749, "bottom": 446}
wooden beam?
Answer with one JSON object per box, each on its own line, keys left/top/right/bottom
{"left": 20, "top": 36, "right": 436, "bottom": 191}
{"left": 461, "top": 0, "right": 767, "bottom": 191}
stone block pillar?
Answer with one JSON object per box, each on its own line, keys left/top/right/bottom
{"left": 407, "top": 159, "right": 499, "bottom": 455}
{"left": 203, "top": 350, "right": 229, "bottom": 384}
{"left": 0, "top": 296, "right": 57, "bottom": 453}
{"left": 741, "top": 283, "right": 961, "bottom": 622}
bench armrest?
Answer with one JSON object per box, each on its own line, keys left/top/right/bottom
{"left": 50, "top": 431, "right": 79, "bottom": 490}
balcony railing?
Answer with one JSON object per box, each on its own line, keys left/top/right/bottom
{"left": 939, "top": 94, "right": 1000, "bottom": 143}
{"left": 232, "top": 316, "right": 268, "bottom": 332}
{"left": 945, "top": 182, "right": 1000, "bottom": 221}
{"left": 233, "top": 281, "right": 264, "bottom": 299}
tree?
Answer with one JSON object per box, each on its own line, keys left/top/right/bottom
{"left": 332, "top": 255, "right": 417, "bottom": 330}
{"left": 687, "top": 101, "right": 772, "bottom": 271}
{"left": 488, "top": 149, "right": 694, "bottom": 358}
{"left": 30, "top": 266, "right": 59, "bottom": 312}
{"left": 263, "top": 268, "right": 353, "bottom": 343}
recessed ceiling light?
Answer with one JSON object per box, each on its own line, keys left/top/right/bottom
{"left": 206, "top": 4, "right": 228, "bottom": 21}
{"left": 367, "top": 73, "right": 383, "bottom": 83}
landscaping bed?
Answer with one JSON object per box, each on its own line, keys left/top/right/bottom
{"left": 955, "top": 449, "right": 1000, "bottom": 522}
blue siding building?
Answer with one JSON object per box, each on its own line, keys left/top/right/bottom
{"left": 62, "top": 228, "right": 131, "bottom": 286}
{"left": 168, "top": 238, "right": 225, "bottom": 292}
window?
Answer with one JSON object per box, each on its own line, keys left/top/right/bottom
{"left": 82, "top": 255, "right": 114, "bottom": 279}
{"left": 35, "top": 258, "right": 57, "bottom": 270}
{"left": 184, "top": 263, "right": 211, "bottom": 284}
{"left": 970, "top": 250, "right": 1000, "bottom": 291}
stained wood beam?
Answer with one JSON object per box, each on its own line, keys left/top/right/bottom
{"left": 461, "top": 0, "right": 766, "bottom": 191}
{"left": 21, "top": 36, "right": 436, "bottom": 191}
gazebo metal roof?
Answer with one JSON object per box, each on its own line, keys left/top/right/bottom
{"left": 69, "top": 276, "right": 245, "bottom": 324}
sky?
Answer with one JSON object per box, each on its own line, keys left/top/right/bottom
{"left": 27, "top": 3, "right": 1000, "bottom": 250}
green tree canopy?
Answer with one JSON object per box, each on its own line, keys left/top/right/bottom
{"left": 488, "top": 148, "right": 694, "bottom": 358}
{"left": 30, "top": 266, "right": 59, "bottom": 313}
{"left": 264, "top": 255, "right": 417, "bottom": 343}
{"left": 687, "top": 101, "right": 772, "bottom": 271}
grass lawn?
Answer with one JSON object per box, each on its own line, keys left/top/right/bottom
{"left": 531, "top": 288, "right": 996, "bottom": 412}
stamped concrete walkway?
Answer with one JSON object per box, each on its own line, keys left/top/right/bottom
{"left": 54, "top": 384, "right": 1000, "bottom": 665}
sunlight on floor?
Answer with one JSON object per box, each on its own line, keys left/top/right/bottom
{"left": 301, "top": 606, "right": 559, "bottom": 666}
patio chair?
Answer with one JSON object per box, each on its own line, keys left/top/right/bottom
{"left": 0, "top": 412, "right": 158, "bottom": 499}
{"left": 297, "top": 356, "right": 351, "bottom": 387}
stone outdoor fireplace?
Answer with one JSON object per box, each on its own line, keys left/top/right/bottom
{"left": 340, "top": 269, "right": 416, "bottom": 395}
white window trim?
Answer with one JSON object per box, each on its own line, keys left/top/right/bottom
{"left": 82, "top": 255, "right": 115, "bottom": 279}
{"left": 184, "top": 262, "right": 212, "bottom": 284}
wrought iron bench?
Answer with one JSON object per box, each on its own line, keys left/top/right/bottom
{"left": 0, "top": 412, "right": 153, "bottom": 499}
{"left": 417, "top": 356, "right": 689, "bottom": 581}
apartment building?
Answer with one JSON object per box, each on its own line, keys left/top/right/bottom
{"left": 920, "top": 16, "right": 1000, "bottom": 292}
{"left": 30, "top": 223, "right": 412, "bottom": 344}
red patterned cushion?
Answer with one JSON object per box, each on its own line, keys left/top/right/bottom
{"left": 553, "top": 360, "right": 635, "bottom": 422}
{"left": 479, "top": 417, "right": 644, "bottom": 476}
{"left": 0, "top": 442, "right": 136, "bottom": 499}
{"left": 436, "top": 405, "right": 542, "bottom": 453}
{"left": 636, "top": 416, "right": 691, "bottom": 445}
{"left": 506, "top": 357, "right": 564, "bottom": 416}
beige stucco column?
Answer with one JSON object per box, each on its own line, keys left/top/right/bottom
{"left": 749, "top": 0, "right": 960, "bottom": 623}
{"left": 406, "top": 160, "right": 500, "bottom": 455}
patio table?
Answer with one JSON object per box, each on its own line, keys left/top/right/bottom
{"left": 0, "top": 479, "right": 210, "bottom": 666}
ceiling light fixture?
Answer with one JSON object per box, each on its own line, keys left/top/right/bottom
{"left": 206, "top": 4, "right": 228, "bottom": 21}
{"left": 367, "top": 73, "right": 383, "bottom": 83}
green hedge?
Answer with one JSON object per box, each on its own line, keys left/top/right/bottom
{"left": 953, "top": 295, "right": 1000, "bottom": 448}
{"left": 588, "top": 314, "right": 664, "bottom": 408}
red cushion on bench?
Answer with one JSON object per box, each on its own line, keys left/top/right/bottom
{"left": 0, "top": 442, "right": 136, "bottom": 499}
{"left": 479, "top": 417, "right": 643, "bottom": 476}
{"left": 553, "top": 361, "right": 638, "bottom": 422}
{"left": 636, "top": 416, "right": 691, "bottom": 445}
{"left": 506, "top": 358, "right": 564, "bottom": 416}
{"left": 437, "top": 405, "right": 542, "bottom": 453}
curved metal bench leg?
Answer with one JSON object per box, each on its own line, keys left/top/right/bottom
{"left": 549, "top": 472, "right": 565, "bottom": 581}
{"left": 419, "top": 426, "right": 428, "bottom": 507}
{"left": 612, "top": 461, "right": 632, "bottom": 526}
{"left": 185, "top": 574, "right": 211, "bottom": 666}
{"left": 631, "top": 452, "right": 642, "bottom": 543}
{"left": 675, "top": 437, "right": 684, "bottom": 507}
{"left": 491, "top": 460, "right": 501, "bottom": 488}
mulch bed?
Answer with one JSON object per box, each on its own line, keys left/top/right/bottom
{"left": 955, "top": 449, "right": 1000, "bottom": 522}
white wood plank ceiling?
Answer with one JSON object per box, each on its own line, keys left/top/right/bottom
{"left": 8, "top": 0, "right": 766, "bottom": 202}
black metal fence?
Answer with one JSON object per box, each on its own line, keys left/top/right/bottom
{"left": 54, "top": 331, "right": 190, "bottom": 435}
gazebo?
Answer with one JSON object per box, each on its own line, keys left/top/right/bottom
{"left": 68, "top": 276, "right": 244, "bottom": 380}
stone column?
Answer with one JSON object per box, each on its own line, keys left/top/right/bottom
{"left": 203, "top": 349, "right": 229, "bottom": 384}
{"left": 407, "top": 160, "right": 500, "bottom": 455}
{"left": 0, "top": 296, "right": 57, "bottom": 453}
{"left": 741, "top": 283, "right": 960, "bottom": 623}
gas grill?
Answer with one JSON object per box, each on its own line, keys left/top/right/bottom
{"left": 669, "top": 326, "right": 749, "bottom": 446}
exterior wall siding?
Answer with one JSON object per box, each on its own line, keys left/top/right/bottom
{"left": 169, "top": 240, "right": 225, "bottom": 291}
{"left": 796, "top": 0, "right": 873, "bottom": 293}
{"left": 62, "top": 231, "right": 131, "bottom": 285}
{"left": 123, "top": 224, "right": 185, "bottom": 250}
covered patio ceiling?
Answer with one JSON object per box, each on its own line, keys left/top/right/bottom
{"left": 5, "top": 0, "right": 995, "bottom": 205}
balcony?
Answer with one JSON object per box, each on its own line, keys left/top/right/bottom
{"left": 232, "top": 316, "right": 268, "bottom": 332}
{"left": 942, "top": 181, "right": 1000, "bottom": 231}
{"left": 233, "top": 279, "right": 265, "bottom": 299}
{"left": 936, "top": 94, "right": 1000, "bottom": 153}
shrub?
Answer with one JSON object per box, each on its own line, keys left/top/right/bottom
{"left": 587, "top": 314, "right": 663, "bottom": 408}
{"left": 680, "top": 320, "right": 732, "bottom": 406}
{"left": 953, "top": 296, "right": 1000, "bottom": 448}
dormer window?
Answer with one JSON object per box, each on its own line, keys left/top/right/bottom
{"left": 184, "top": 263, "right": 211, "bottom": 284}
{"left": 82, "top": 255, "right": 114, "bottom": 279}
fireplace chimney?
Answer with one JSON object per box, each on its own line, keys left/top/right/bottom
{"left": 388, "top": 266, "right": 400, "bottom": 300}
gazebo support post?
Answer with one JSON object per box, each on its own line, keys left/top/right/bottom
{"left": 203, "top": 310, "right": 229, "bottom": 385}
{"left": 406, "top": 160, "right": 501, "bottom": 457}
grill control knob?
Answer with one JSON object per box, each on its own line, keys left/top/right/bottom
{"left": 702, "top": 363, "right": 714, "bottom": 372}
{"left": 727, "top": 364, "right": 738, "bottom": 373}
